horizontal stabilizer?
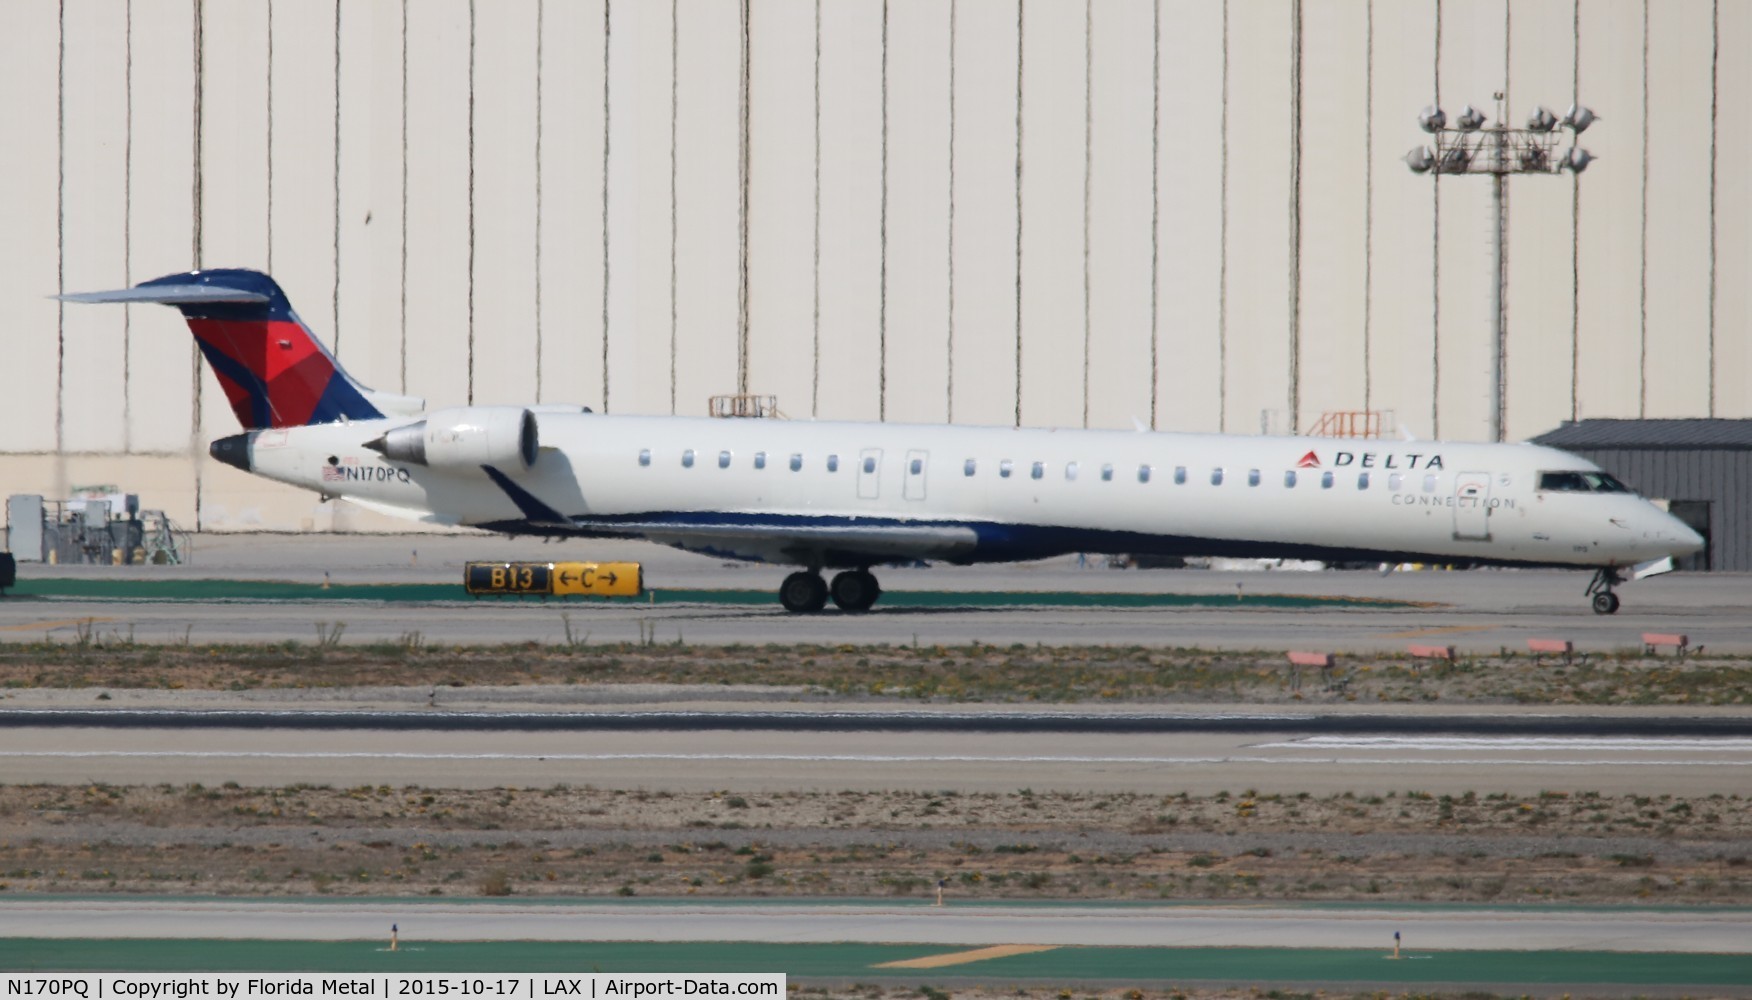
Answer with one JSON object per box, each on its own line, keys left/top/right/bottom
{"left": 56, "top": 285, "right": 270, "bottom": 306}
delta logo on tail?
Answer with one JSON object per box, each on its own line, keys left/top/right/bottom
{"left": 1296, "top": 451, "right": 1321, "bottom": 468}
{"left": 59, "top": 269, "right": 387, "bottom": 430}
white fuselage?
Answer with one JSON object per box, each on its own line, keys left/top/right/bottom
{"left": 240, "top": 412, "right": 1702, "bottom": 571}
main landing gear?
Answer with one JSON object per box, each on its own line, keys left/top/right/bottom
{"left": 1586, "top": 567, "right": 1623, "bottom": 615}
{"left": 779, "top": 569, "right": 881, "bottom": 612}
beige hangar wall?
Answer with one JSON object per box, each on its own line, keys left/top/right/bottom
{"left": 0, "top": 0, "right": 1745, "bottom": 533}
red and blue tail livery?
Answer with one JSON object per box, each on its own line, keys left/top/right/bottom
{"left": 59, "top": 269, "right": 394, "bottom": 429}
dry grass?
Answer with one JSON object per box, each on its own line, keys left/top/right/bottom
{"left": 2, "top": 783, "right": 1746, "bottom": 904}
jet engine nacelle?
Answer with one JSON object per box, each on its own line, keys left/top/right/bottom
{"left": 365, "top": 406, "right": 538, "bottom": 469}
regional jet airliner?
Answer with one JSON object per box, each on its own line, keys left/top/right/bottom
{"left": 61, "top": 270, "right": 1703, "bottom": 614}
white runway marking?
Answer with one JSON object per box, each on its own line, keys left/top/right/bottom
{"left": 2, "top": 750, "right": 1748, "bottom": 766}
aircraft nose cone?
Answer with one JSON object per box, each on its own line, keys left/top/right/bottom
{"left": 1672, "top": 521, "right": 1705, "bottom": 556}
{"left": 1656, "top": 511, "right": 1704, "bottom": 557}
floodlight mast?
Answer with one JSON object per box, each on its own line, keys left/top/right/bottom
{"left": 1406, "top": 93, "right": 1595, "bottom": 443}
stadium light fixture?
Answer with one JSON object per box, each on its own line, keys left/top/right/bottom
{"left": 1406, "top": 92, "right": 1597, "bottom": 443}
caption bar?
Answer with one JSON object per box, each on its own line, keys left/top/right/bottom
{"left": 4, "top": 977, "right": 784, "bottom": 1000}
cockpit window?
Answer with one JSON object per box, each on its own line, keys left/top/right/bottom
{"left": 1539, "top": 471, "right": 1633, "bottom": 494}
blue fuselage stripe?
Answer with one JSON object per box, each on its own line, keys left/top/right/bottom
{"left": 471, "top": 509, "right": 1568, "bottom": 569}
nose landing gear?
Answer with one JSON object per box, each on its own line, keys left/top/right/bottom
{"left": 1586, "top": 567, "right": 1623, "bottom": 615}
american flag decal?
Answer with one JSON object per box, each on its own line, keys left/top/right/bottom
{"left": 322, "top": 466, "right": 345, "bottom": 482}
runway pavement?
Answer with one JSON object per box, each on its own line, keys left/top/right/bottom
{"left": 2, "top": 724, "right": 1747, "bottom": 794}
{"left": 4, "top": 535, "right": 1751, "bottom": 652}
{"left": 2, "top": 899, "right": 1747, "bottom": 954}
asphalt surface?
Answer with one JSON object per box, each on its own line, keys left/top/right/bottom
{"left": 6, "top": 535, "right": 1752, "bottom": 991}
{"left": 3, "top": 535, "right": 1750, "bottom": 651}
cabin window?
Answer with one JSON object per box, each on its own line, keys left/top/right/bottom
{"left": 1388, "top": 472, "right": 1403, "bottom": 491}
{"left": 1101, "top": 463, "right": 1114, "bottom": 481}
{"left": 910, "top": 457, "right": 923, "bottom": 475}
{"left": 1211, "top": 468, "right": 1224, "bottom": 486}
{"left": 1065, "top": 461, "right": 1079, "bottom": 480}
{"left": 1321, "top": 470, "right": 1334, "bottom": 489}
{"left": 964, "top": 458, "right": 977, "bottom": 476}
{"left": 1138, "top": 464, "right": 1152, "bottom": 483}
{"left": 1284, "top": 470, "right": 1298, "bottom": 488}
{"left": 999, "top": 460, "right": 1013, "bottom": 478}
{"left": 827, "top": 454, "right": 840, "bottom": 472}
{"left": 789, "top": 453, "right": 803, "bottom": 472}
{"left": 638, "top": 449, "right": 651, "bottom": 467}
{"left": 1422, "top": 473, "right": 1438, "bottom": 493}
{"left": 753, "top": 451, "right": 767, "bottom": 470}
{"left": 681, "top": 449, "right": 695, "bottom": 468}
{"left": 863, "top": 455, "right": 877, "bottom": 474}
{"left": 1357, "top": 472, "right": 1370, "bottom": 490}
{"left": 719, "top": 450, "right": 732, "bottom": 469}
{"left": 1174, "top": 466, "right": 1187, "bottom": 485}
{"left": 1031, "top": 461, "right": 1044, "bottom": 480}
{"left": 1248, "top": 469, "right": 1261, "bottom": 487}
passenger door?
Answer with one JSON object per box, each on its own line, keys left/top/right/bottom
{"left": 1452, "top": 471, "right": 1492, "bottom": 541}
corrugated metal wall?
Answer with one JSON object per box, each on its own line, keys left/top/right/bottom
{"left": 1565, "top": 448, "right": 1752, "bottom": 572}
{"left": 1, "top": 0, "right": 1747, "bottom": 530}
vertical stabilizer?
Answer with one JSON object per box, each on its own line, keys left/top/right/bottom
{"left": 58, "top": 269, "right": 420, "bottom": 429}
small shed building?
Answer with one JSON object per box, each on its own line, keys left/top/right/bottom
{"left": 1530, "top": 419, "right": 1752, "bottom": 572}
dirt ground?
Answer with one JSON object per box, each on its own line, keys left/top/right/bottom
{"left": 2, "top": 782, "right": 1746, "bottom": 904}
{"left": 3, "top": 639, "right": 1752, "bottom": 706}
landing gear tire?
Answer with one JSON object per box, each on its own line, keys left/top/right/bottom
{"left": 829, "top": 570, "right": 882, "bottom": 612}
{"left": 1586, "top": 568, "right": 1624, "bottom": 615}
{"left": 779, "top": 571, "right": 829, "bottom": 613}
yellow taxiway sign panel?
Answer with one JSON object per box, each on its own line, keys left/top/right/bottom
{"left": 465, "top": 561, "right": 643, "bottom": 598}
{"left": 551, "top": 561, "right": 642, "bottom": 597}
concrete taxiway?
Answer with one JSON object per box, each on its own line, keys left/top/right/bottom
{"left": 4, "top": 900, "right": 1748, "bottom": 954}
{"left": 5, "top": 535, "right": 1750, "bottom": 652}
{"left": 2, "top": 724, "right": 1747, "bottom": 794}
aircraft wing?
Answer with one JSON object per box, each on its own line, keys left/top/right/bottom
{"left": 574, "top": 516, "right": 981, "bottom": 566}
